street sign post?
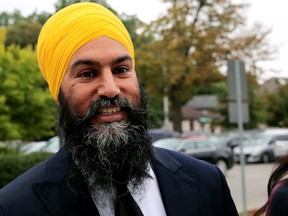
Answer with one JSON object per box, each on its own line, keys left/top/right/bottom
{"left": 227, "top": 59, "right": 248, "bottom": 216}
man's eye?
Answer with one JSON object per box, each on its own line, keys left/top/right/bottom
{"left": 79, "top": 71, "right": 95, "bottom": 77}
{"left": 114, "top": 67, "right": 128, "bottom": 74}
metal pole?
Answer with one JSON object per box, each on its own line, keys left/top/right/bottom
{"left": 235, "top": 61, "right": 247, "bottom": 216}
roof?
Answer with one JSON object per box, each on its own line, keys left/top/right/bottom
{"left": 185, "top": 95, "right": 218, "bottom": 109}
{"left": 181, "top": 107, "right": 221, "bottom": 120}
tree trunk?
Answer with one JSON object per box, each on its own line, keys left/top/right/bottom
{"left": 171, "top": 97, "right": 183, "bottom": 132}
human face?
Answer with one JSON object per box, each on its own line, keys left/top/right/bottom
{"left": 61, "top": 36, "right": 140, "bottom": 124}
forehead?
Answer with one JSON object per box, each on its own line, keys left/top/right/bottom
{"left": 70, "top": 36, "right": 131, "bottom": 62}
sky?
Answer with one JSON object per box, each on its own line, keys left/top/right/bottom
{"left": 0, "top": 0, "right": 287, "bottom": 80}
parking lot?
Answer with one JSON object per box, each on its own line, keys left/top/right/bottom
{"left": 226, "top": 163, "right": 275, "bottom": 214}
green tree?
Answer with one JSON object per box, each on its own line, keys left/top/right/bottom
{"left": 5, "top": 20, "right": 42, "bottom": 49}
{"left": 0, "top": 12, "right": 11, "bottom": 26}
{"left": 0, "top": 45, "right": 56, "bottom": 141}
{"left": 54, "top": 0, "right": 110, "bottom": 11}
{"left": 27, "top": 12, "right": 52, "bottom": 25}
{"left": 120, "top": 14, "right": 144, "bottom": 48}
{"left": 135, "top": 0, "right": 274, "bottom": 132}
{"left": 0, "top": 10, "right": 26, "bottom": 27}
{"left": 265, "top": 82, "right": 288, "bottom": 127}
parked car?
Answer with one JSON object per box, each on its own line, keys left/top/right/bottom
{"left": 153, "top": 137, "right": 234, "bottom": 175}
{"left": 20, "top": 141, "right": 48, "bottom": 154}
{"left": 259, "top": 128, "right": 288, "bottom": 135}
{"left": 20, "top": 136, "right": 60, "bottom": 154}
{"left": 177, "top": 139, "right": 234, "bottom": 175}
{"left": 40, "top": 136, "right": 60, "bottom": 153}
{"left": 208, "top": 134, "right": 240, "bottom": 149}
{"left": 148, "top": 129, "right": 180, "bottom": 142}
{"left": 273, "top": 139, "right": 288, "bottom": 157}
{"left": 152, "top": 138, "right": 182, "bottom": 151}
{"left": 208, "top": 131, "right": 254, "bottom": 150}
{"left": 181, "top": 131, "right": 206, "bottom": 139}
{"left": 233, "top": 133, "right": 288, "bottom": 163}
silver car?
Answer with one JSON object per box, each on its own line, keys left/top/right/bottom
{"left": 233, "top": 133, "right": 288, "bottom": 163}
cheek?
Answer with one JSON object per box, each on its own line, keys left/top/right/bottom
{"left": 66, "top": 87, "right": 93, "bottom": 115}
{"left": 126, "top": 83, "right": 141, "bottom": 106}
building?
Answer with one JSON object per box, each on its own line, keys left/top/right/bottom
{"left": 181, "top": 95, "right": 221, "bottom": 134}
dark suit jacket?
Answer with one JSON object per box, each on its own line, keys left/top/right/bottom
{"left": 0, "top": 147, "right": 238, "bottom": 216}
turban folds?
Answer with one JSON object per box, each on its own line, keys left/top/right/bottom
{"left": 37, "top": 2, "right": 134, "bottom": 101}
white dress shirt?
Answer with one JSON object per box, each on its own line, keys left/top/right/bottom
{"left": 90, "top": 165, "right": 167, "bottom": 216}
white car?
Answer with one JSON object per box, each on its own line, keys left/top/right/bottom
{"left": 20, "top": 141, "right": 48, "bottom": 154}
{"left": 233, "top": 133, "right": 288, "bottom": 163}
{"left": 20, "top": 136, "right": 60, "bottom": 154}
{"left": 273, "top": 140, "right": 288, "bottom": 157}
{"left": 40, "top": 136, "right": 60, "bottom": 153}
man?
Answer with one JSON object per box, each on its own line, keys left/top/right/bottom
{"left": 0, "top": 3, "right": 238, "bottom": 216}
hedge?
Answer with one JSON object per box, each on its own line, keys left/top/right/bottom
{"left": 0, "top": 152, "right": 53, "bottom": 188}
{"left": 0, "top": 146, "right": 19, "bottom": 158}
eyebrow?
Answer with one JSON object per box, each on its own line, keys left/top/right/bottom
{"left": 69, "top": 54, "right": 133, "bottom": 70}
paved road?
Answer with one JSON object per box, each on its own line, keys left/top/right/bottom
{"left": 226, "top": 163, "right": 275, "bottom": 214}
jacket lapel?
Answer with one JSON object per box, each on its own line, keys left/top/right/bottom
{"left": 152, "top": 147, "right": 199, "bottom": 216}
{"left": 32, "top": 148, "right": 99, "bottom": 216}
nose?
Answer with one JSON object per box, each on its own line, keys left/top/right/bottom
{"left": 97, "top": 72, "right": 120, "bottom": 98}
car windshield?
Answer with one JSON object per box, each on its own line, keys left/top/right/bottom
{"left": 179, "top": 141, "right": 196, "bottom": 151}
{"left": 208, "top": 135, "right": 231, "bottom": 145}
{"left": 178, "top": 139, "right": 211, "bottom": 151}
{"left": 242, "top": 135, "right": 272, "bottom": 146}
{"left": 152, "top": 138, "right": 180, "bottom": 150}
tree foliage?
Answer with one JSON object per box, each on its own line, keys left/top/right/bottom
{"left": 265, "top": 81, "right": 288, "bottom": 127}
{"left": 54, "top": 0, "right": 109, "bottom": 11}
{"left": 0, "top": 45, "right": 56, "bottom": 141}
{"left": 5, "top": 21, "right": 42, "bottom": 49}
{"left": 0, "top": 10, "right": 24, "bottom": 26}
{"left": 135, "top": 0, "right": 274, "bottom": 131}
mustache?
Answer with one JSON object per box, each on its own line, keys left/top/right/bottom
{"left": 76, "top": 96, "right": 133, "bottom": 125}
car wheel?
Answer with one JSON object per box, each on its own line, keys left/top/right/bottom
{"left": 216, "top": 160, "right": 228, "bottom": 175}
{"left": 261, "top": 153, "right": 270, "bottom": 163}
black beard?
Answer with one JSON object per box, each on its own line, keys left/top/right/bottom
{"left": 56, "top": 88, "right": 152, "bottom": 193}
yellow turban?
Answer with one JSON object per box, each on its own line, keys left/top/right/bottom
{"left": 37, "top": 2, "right": 134, "bottom": 101}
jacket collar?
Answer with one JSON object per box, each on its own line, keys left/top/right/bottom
{"left": 152, "top": 147, "right": 199, "bottom": 215}
{"left": 32, "top": 148, "right": 99, "bottom": 216}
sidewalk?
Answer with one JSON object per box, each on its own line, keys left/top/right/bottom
{"left": 226, "top": 163, "right": 273, "bottom": 214}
